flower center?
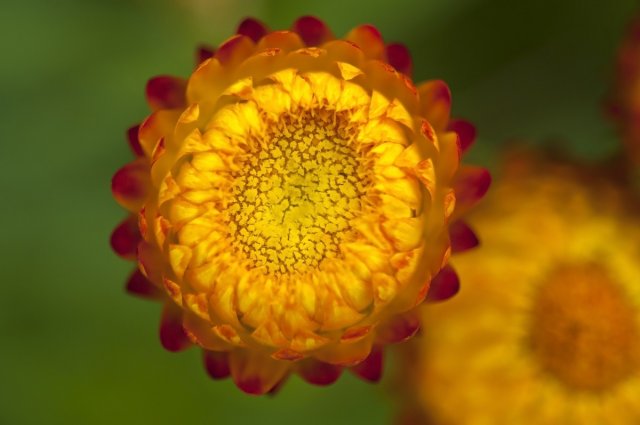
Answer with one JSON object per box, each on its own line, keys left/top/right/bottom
{"left": 529, "top": 262, "right": 639, "bottom": 392}
{"left": 226, "top": 108, "right": 371, "bottom": 275}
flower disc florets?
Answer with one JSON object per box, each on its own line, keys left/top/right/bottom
{"left": 111, "top": 16, "right": 489, "bottom": 394}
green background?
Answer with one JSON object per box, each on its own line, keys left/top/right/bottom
{"left": 0, "top": 0, "right": 636, "bottom": 424}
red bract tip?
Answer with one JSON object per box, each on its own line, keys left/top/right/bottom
{"left": 292, "top": 16, "right": 332, "bottom": 46}
{"left": 449, "top": 119, "right": 477, "bottom": 154}
{"left": 386, "top": 43, "right": 413, "bottom": 76}
{"left": 145, "top": 76, "right": 186, "bottom": 110}
{"left": 298, "top": 359, "right": 343, "bottom": 386}
{"left": 350, "top": 347, "right": 383, "bottom": 382}
{"left": 196, "top": 44, "right": 215, "bottom": 66}
{"left": 110, "top": 217, "right": 141, "bottom": 259}
{"left": 159, "top": 306, "right": 192, "bottom": 352}
{"left": 427, "top": 265, "right": 460, "bottom": 302}
{"left": 449, "top": 220, "right": 480, "bottom": 253}
{"left": 453, "top": 167, "right": 492, "bottom": 214}
{"left": 125, "top": 269, "right": 163, "bottom": 300}
{"left": 203, "top": 351, "right": 231, "bottom": 379}
{"left": 126, "top": 124, "right": 144, "bottom": 157}
{"left": 237, "top": 18, "right": 268, "bottom": 42}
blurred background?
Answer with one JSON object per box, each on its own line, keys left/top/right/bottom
{"left": 0, "top": 0, "right": 637, "bottom": 423}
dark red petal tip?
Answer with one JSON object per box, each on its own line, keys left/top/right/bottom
{"left": 145, "top": 76, "right": 186, "bottom": 110}
{"left": 386, "top": 43, "right": 412, "bottom": 76}
{"left": 292, "top": 16, "right": 332, "bottom": 46}
{"left": 237, "top": 18, "right": 268, "bottom": 42}
{"left": 350, "top": 347, "right": 383, "bottom": 382}
{"left": 126, "top": 124, "right": 144, "bottom": 157}
{"left": 427, "top": 265, "right": 460, "bottom": 302}
{"left": 449, "top": 119, "right": 477, "bottom": 154}
{"left": 449, "top": 220, "right": 480, "bottom": 253}
{"left": 125, "top": 269, "right": 163, "bottom": 299}
{"left": 203, "top": 351, "right": 231, "bottom": 380}
{"left": 454, "top": 167, "right": 492, "bottom": 211}
{"left": 299, "top": 360, "right": 343, "bottom": 386}
{"left": 196, "top": 44, "right": 215, "bottom": 66}
{"left": 110, "top": 218, "right": 141, "bottom": 259}
{"left": 159, "top": 306, "right": 191, "bottom": 352}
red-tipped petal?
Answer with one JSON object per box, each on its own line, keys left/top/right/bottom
{"left": 298, "top": 359, "right": 343, "bottom": 386}
{"left": 291, "top": 16, "right": 333, "bottom": 46}
{"left": 346, "top": 24, "right": 385, "bottom": 59}
{"left": 203, "top": 350, "right": 231, "bottom": 380}
{"left": 449, "top": 119, "right": 476, "bottom": 154}
{"left": 453, "top": 166, "right": 491, "bottom": 216}
{"left": 159, "top": 304, "right": 192, "bottom": 352}
{"left": 111, "top": 159, "right": 150, "bottom": 212}
{"left": 386, "top": 43, "right": 412, "bottom": 76}
{"left": 376, "top": 312, "right": 420, "bottom": 344}
{"left": 196, "top": 44, "right": 215, "bottom": 66}
{"left": 110, "top": 217, "right": 141, "bottom": 259}
{"left": 350, "top": 346, "right": 383, "bottom": 382}
{"left": 418, "top": 80, "right": 451, "bottom": 131}
{"left": 237, "top": 18, "right": 268, "bottom": 42}
{"left": 426, "top": 265, "right": 460, "bottom": 302}
{"left": 449, "top": 220, "right": 479, "bottom": 253}
{"left": 145, "top": 76, "right": 186, "bottom": 110}
{"left": 126, "top": 124, "right": 144, "bottom": 157}
{"left": 126, "top": 269, "right": 163, "bottom": 300}
{"left": 229, "top": 350, "right": 289, "bottom": 395}
{"left": 215, "top": 35, "right": 255, "bottom": 67}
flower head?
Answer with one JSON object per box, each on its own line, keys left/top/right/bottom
{"left": 395, "top": 151, "right": 640, "bottom": 424}
{"left": 111, "top": 16, "right": 489, "bottom": 395}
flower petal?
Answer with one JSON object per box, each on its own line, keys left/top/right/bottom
{"left": 195, "top": 44, "right": 215, "bottom": 66}
{"left": 159, "top": 303, "right": 192, "bottom": 352}
{"left": 291, "top": 16, "right": 333, "bottom": 46}
{"left": 453, "top": 166, "right": 491, "bottom": 218}
{"left": 203, "top": 350, "right": 231, "bottom": 379}
{"left": 237, "top": 17, "right": 268, "bottom": 42}
{"left": 298, "top": 359, "right": 343, "bottom": 386}
{"left": 386, "top": 43, "right": 412, "bottom": 76}
{"left": 426, "top": 265, "right": 460, "bottom": 302}
{"left": 350, "top": 346, "right": 383, "bottom": 382}
{"left": 346, "top": 24, "right": 385, "bottom": 60}
{"left": 449, "top": 220, "right": 480, "bottom": 253}
{"left": 375, "top": 312, "right": 420, "bottom": 344}
{"left": 418, "top": 80, "right": 451, "bottom": 131}
{"left": 111, "top": 158, "right": 150, "bottom": 212}
{"left": 228, "top": 349, "right": 289, "bottom": 395}
{"left": 448, "top": 119, "right": 476, "bottom": 154}
{"left": 125, "top": 269, "right": 163, "bottom": 300}
{"left": 110, "top": 216, "right": 141, "bottom": 259}
{"left": 145, "top": 76, "right": 187, "bottom": 110}
{"left": 215, "top": 35, "right": 255, "bottom": 67}
{"left": 126, "top": 124, "right": 144, "bottom": 157}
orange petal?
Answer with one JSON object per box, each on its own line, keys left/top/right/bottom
{"left": 315, "top": 335, "right": 373, "bottom": 366}
{"left": 110, "top": 216, "right": 141, "bottom": 259}
{"left": 426, "top": 265, "right": 459, "bottom": 302}
{"left": 291, "top": 16, "right": 333, "bottom": 46}
{"left": 298, "top": 359, "right": 343, "bottom": 386}
{"left": 448, "top": 119, "right": 476, "bottom": 154}
{"left": 452, "top": 166, "right": 491, "bottom": 217}
{"left": 215, "top": 35, "right": 255, "bottom": 67}
{"left": 125, "top": 269, "right": 163, "bottom": 300}
{"left": 449, "top": 220, "right": 479, "bottom": 253}
{"left": 237, "top": 17, "right": 268, "bottom": 42}
{"left": 203, "top": 350, "right": 231, "bottom": 379}
{"left": 349, "top": 346, "right": 383, "bottom": 382}
{"left": 418, "top": 80, "right": 451, "bottom": 131}
{"left": 346, "top": 24, "right": 385, "bottom": 59}
{"left": 195, "top": 44, "right": 215, "bottom": 66}
{"left": 126, "top": 124, "right": 144, "bottom": 157}
{"left": 375, "top": 312, "right": 420, "bottom": 344}
{"left": 229, "top": 350, "right": 289, "bottom": 395}
{"left": 159, "top": 303, "right": 192, "bottom": 352}
{"left": 111, "top": 158, "right": 150, "bottom": 212}
{"left": 145, "top": 76, "right": 187, "bottom": 110}
{"left": 386, "top": 43, "right": 412, "bottom": 76}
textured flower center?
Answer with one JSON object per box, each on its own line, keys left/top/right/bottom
{"left": 226, "top": 109, "right": 370, "bottom": 275}
{"left": 529, "top": 262, "right": 639, "bottom": 392}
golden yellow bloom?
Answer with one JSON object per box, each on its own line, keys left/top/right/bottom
{"left": 111, "top": 16, "right": 489, "bottom": 395}
{"left": 397, "top": 152, "right": 640, "bottom": 424}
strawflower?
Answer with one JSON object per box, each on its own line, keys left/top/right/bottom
{"left": 395, "top": 151, "right": 640, "bottom": 424}
{"left": 111, "top": 16, "right": 489, "bottom": 395}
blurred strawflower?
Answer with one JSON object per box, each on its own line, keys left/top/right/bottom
{"left": 395, "top": 151, "right": 640, "bottom": 424}
{"left": 110, "top": 16, "right": 489, "bottom": 395}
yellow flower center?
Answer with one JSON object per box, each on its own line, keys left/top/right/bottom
{"left": 529, "top": 262, "right": 639, "bottom": 392}
{"left": 226, "top": 108, "right": 371, "bottom": 275}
